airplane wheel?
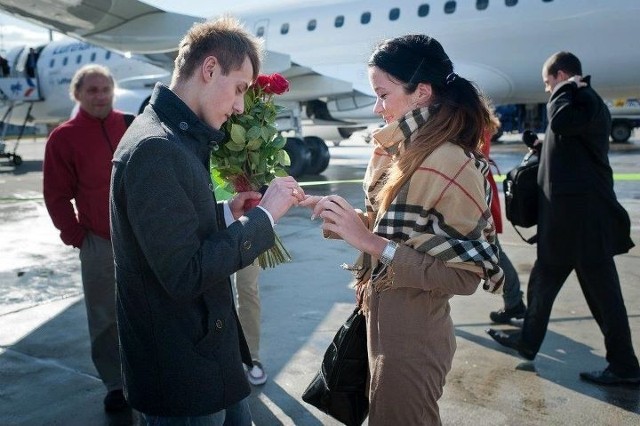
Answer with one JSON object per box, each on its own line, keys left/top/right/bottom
{"left": 611, "top": 122, "right": 631, "bottom": 143}
{"left": 284, "top": 137, "right": 311, "bottom": 178}
{"left": 12, "top": 155, "right": 22, "bottom": 166}
{"left": 303, "top": 136, "right": 330, "bottom": 175}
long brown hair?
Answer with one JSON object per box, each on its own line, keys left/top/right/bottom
{"left": 369, "top": 35, "right": 492, "bottom": 210}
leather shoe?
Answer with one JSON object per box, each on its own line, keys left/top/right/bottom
{"left": 486, "top": 328, "right": 536, "bottom": 361}
{"left": 103, "top": 389, "right": 129, "bottom": 412}
{"left": 580, "top": 368, "right": 640, "bottom": 386}
{"left": 490, "top": 300, "right": 526, "bottom": 324}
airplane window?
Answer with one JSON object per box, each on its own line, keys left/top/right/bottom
{"left": 280, "top": 23, "right": 289, "bottom": 35}
{"left": 418, "top": 4, "right": 430, "bottom": 17}
{"left": 444, "top": 1, "right": 456, "bottom": 14}
{"left": 505, "top": 0, "right": 517, "bottom": 6}
{"left": 256, "top": 26, "right": 265, "bottom": 37}
{"left": 63, "top": 57, "right": 68, "bottom": 66}
{"left": 389, "top": 8, "right": 400, "bottom": 21}
{"left": 49, "top": 59, "right": 54, "bottom": 68}
{"left": 91, "top": 52, "right": 96, "bottom": 61}
{"left": 307, "top": 19, "right": 317, "bottom": 31}
{"left": 361, "top": 12, "right": 371, "bottom": 24}
{"left": 76, "top": 55, "right": 82, "bottom": 64}
{"left": 476, "top": 0, "right": 488, "bottom": 10}
{"left": 105, "top": 51, "right": 111, "bottom": 60}
{"left": 335, "top": 15, "right": 344, "bottom": 28}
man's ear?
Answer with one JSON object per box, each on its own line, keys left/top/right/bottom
{"left": 203, "top": 56, "right": 217, "bottom": 79}
{"left": 557, "top": 69, "right": 571, "bottom": 82}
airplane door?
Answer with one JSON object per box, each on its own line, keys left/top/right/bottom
{"left": 0, "top": 45, "right": 42, "bottom": 102}
{"left": 254, "top": 19, "right": 269, "bottom": 47}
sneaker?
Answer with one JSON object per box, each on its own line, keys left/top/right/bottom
{"left": 490, "top": 300, "right": 526, "bottom": 324}
{"left": 103, "top": 389, "right": 129, "bottom": 412}
{"left": 247, "top": 360, "right": 268, "bottom": 386}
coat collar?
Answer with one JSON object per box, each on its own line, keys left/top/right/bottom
{"left": 149, "top": 83, "right": 225, "bottom": 153}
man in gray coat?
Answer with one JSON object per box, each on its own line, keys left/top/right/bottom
{"left": 110, "top": 17, "right": 305, "bottom": 424}
{"left": 488, "top": 51, "right": 639, "bottom": 386}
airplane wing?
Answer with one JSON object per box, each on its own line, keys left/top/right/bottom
{"left": 0, "top": 0, "right": 194, "bottom": 68}
{"left": 0, "top": 0, "right": 365, "bottom": 120}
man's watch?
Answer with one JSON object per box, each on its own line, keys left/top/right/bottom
{"left": 379, "top": 240, "right": 399, "bottom": 266}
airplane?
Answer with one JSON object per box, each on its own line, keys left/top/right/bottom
{"left": 0, "top": 0, "right": 638, "bottom": 175}
{"left": 0, "top": 41, "right": 168, "bottom": 128}
{"left": 0, "top": 39, "right": 169, "bottom": 166}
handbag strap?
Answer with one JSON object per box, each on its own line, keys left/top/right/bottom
{"left": 513, "top": 225, "right": 537, "bottom": 245}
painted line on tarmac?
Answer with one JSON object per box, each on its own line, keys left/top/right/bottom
{"left": 2, "top": 174, "right": 637, "bottom": 203}
{"left": 493, "top": 173, "right": 640, "bottom": 183}
{"left": 299, "top": 179, "right": 364, "bottom": 186}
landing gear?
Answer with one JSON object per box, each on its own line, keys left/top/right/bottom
{"left": 284, "top": 137, "right": 311, "bottom": 178}
{"left": 303, "top": 136, "right": 330, "bottom": 175}
{"left": 283, "top": 136, "right": 330, "bottom": 177}
{"left": 611, "top": 120, "right": 632, "bottom": 143}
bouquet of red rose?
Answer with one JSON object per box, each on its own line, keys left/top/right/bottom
{"left": 210, "top": 73, "right": 292, "bottom": 268}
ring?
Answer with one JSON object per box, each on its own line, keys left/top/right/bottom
{"left": 292, "top": 188, "right": 298, "bottom": 196}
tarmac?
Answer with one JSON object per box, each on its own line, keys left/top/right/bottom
{"left": 0, "top": 133, "right": 639, "bottom": 425}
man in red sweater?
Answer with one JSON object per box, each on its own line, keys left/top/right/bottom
{"left": 43, "top": 64, "right": 130, "bottom": 412}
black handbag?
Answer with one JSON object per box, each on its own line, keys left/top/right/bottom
{"left": 503, "top": 149, "right": 539, "bottom": 244}
{"left": 301, "top": 307, "right": 369, "bottom": 426}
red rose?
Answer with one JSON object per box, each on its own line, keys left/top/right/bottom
{"left": 255, "top": 74, "right": 271, "bottom": 92}
{"left": 268, "top": 73, "right": 289, "bottom": 95}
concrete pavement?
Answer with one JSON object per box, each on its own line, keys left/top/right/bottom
{"left": 0, "top": 136, "right": 639, "bottom": 425}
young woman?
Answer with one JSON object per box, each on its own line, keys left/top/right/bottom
{"left": 303, "top": 34, "right": 504, "bottom": 425}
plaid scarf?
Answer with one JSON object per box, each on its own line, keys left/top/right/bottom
{"left": 353, "top": 108, "right": 503, "bottom": 310}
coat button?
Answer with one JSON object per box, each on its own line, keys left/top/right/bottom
{"left": 243, "top": 240, "right": 252, "bottom": 250}
{"left": 215, "top": 319, "right": 223, "bottom": 329}
{"left": 179, "top": 121, "right": 188, "bottom": 130}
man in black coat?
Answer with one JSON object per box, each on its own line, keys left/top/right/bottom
{"left": 110, "top": 17, "right": 306, "bottom": 424}
{"left": 489, "top": 51, "right": 639, "bottom": 386}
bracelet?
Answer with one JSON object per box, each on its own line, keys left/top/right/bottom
{"left": 379, "top": 240, "right": 399, "bottom": 266}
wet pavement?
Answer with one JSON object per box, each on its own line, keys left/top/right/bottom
{"left": 0, "top": 134, "right": 639, "bottom": 425}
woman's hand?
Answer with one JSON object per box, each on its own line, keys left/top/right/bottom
{"left": 298, "top": 195, "right": 323, "bottom": 210}
{"left": 313, "top": 195, "right": 386, "bottom": 255}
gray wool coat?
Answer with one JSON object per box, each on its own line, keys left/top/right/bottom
{"left": 110, "top": 84, "right": 274, "bottom": 416}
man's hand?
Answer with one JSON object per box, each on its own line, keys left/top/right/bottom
{"left": 259, "top": 176, "right": 305, "bottom": 223}
{"left": 229, "top": 191, "right": 262, "bottom": 220}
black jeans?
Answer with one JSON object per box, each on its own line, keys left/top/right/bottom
{"left": 522, "top": 257, "right": 639, "bottom": 375}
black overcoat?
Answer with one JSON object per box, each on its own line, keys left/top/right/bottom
{"left": 110, "top": 84, "right": 274, "bottom": 416}
{"left": 536, "top": 76, "right": 634, "bottom": 264}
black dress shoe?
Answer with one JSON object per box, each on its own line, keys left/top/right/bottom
{"left": 580, "top": 368, "right": 640, "bottom": 386}
{"left": 104, "top": 389, "right": 129, "bottom": 412}
{"left": 486, "top": 328, "right": 536, "bottom": 361}
{"left": 490, "top": 300, "right": 526, "bottom": 324}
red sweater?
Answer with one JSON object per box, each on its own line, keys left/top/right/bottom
{"left": 43, "top": 108, "right": 129, "bottom": 247}
{"left": 481, "top": 132, "right": 503, "bottom": 234}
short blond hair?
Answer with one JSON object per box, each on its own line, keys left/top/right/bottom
{"left": 69, "top": 64, "right": 114, "bottom": 101}
{"left": 172, "top": 15, "right": 263, "bottom": 85}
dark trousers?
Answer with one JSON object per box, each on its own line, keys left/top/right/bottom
{"left": 522, "top": 257, "right": 639, "bottom": 375}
